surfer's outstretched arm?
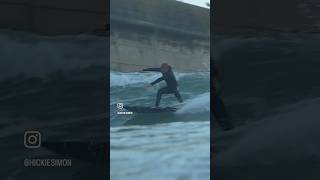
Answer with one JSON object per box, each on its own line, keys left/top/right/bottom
{"left": 142, "top": 68, "right": 161, "bottom": 72}
{"left": 151, "top": 77, "right": 164, "bottom": 85}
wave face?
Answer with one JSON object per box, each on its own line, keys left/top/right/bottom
{"left": 110, "top": 71, "right": 210, "bottom": 126}
{"left": 213, "top": 34, "right": 320, "bottom": 179}
{"left": 214, "top": 98, "right": 320, "bottom": 180}
{"left": 217, "top": 98, "right": 320, "bottom": 165}
{"left": 0, "top": 30, "right": 108, "bottom": 180}
{"left": 213, "top": 34, "right": 320, "bottom": 125}
{"left": 176, "top": 92, "right": 210, "bottom": 114}
{"left": 110, "top": 71, "right": 210, "bottom": 179}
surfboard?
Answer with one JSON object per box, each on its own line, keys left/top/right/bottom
{"left": 123, "top": 106, "right": 177, "bottom": 113}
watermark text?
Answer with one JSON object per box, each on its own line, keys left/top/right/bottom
{"left": 24, "top": 158, "right": 72, "bottom": 167}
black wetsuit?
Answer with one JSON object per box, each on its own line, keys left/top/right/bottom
{"left": 143, "top": 67, "right": 183, "bottom": 107}
{"left": 213, "top": 65, "right": 234, "bottom": 131}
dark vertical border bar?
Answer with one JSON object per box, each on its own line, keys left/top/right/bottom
{"left": 210, "top": 0, "right": 214, "bottom": 178}
{"left": 0, "top": 0, "right": 109, "bottom": 178}
{"left": 107, "top": 0, "right": 110, "bottom": 178}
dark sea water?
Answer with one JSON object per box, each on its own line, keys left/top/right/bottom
{"left": 0, "top": 30, "right": 107, "bottom": 180}
{"left": 213, "top": 34, "right": 320, "bottom": 179}
{"left": 110, "top": 72, "right": 210, "bottom": 180}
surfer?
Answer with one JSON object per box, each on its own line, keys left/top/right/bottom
{"left": 142, "top": 63, "right": 183, "bottom": 107}
{"left": 213, "top": 64, "right": 234, "bottom": 131}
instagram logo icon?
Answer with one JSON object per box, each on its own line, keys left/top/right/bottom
{"left": 117, "top": 103, "right": 124, "bottom": 110}
{"left": 24, "top": 131, "right": 41, "bottom": 149}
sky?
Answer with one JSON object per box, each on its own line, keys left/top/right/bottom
{"left": 176, "top": 0, "right": 210, "bottom": 8}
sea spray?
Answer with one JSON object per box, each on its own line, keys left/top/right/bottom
{"left": 176, "top": 92, "right": 210, "bottom": 114}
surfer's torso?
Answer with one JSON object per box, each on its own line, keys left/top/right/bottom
{"left": 143, "top": 67, "right": 178, "bottom": 89}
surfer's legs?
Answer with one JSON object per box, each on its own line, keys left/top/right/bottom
{"left": 155, "top": 87, "right": 180, "bottom": 107}
{"left": 155, "top": 90, "right": 162, "bottom": 107}
{"left": 213, "top": 95, "right": 234, "bottom": 131}
{"left": 173, "top": 90, "right": 183, "bottom": 103}
{"left": 156, "top": 87, "right": 171, "bottom": 107}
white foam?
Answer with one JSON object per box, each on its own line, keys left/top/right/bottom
{"left": 110, "top": 72, "right": 160, "bottom": 87}
{"left": 110, "top": 71, "right": 203, "bottom": 87}
{"left": 0, "top": 30, "right": 106, "bottom": 79}
{"left": 176, "top": 92, "right": 210, "bottom": 114}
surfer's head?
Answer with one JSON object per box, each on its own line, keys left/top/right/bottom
{"left": 160, "top": 63, "right": 170, "bottom": 73}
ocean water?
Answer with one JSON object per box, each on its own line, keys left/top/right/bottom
{"left": 213, "top": 34, "right": 320, "bottom": 179}
{"left": 110, "top": 71, "right": 210, "bottom": 180}
{"left": 0, "top": 30, "right": 108, "bottom": 180}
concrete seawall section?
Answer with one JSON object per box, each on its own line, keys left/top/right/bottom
{"left": 0, "top": 0, "right": 209, "bottom": 73}
{"left": 0, "top": 0, "right": 107, "bottom": 35}
{"left": 214, "top": 0, "right": 320, "bottom": 35}
{"left": 110, "top": 0, "right": 210, "bottom": 72}
{"left": 0, "top": 0, "right": 108, "bottom": 81}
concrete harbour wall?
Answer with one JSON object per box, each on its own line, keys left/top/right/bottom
{"left": 0, "top": 0, "right": 107, "bottom": 35}
{"left": 110, "top": 0, "right": 210, "bottom": 72}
